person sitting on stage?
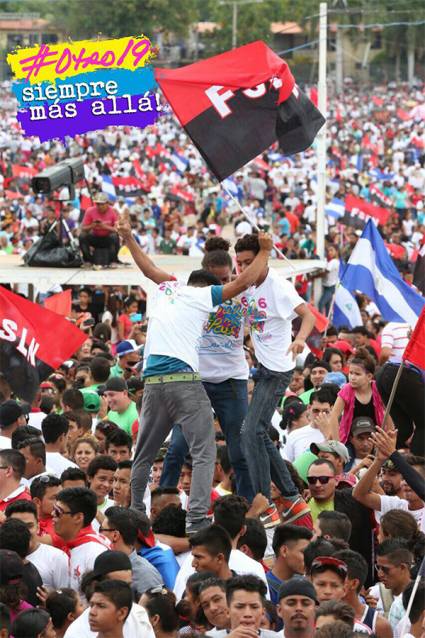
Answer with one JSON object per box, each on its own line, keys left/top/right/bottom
{"left": 79, "top": 193, "right": 120, "bottom": 269}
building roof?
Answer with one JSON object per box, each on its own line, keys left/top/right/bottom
{"left": 0, "top": 18, "right": 51, "bottom": 31}
{"left": 195, "top": 21, "right": 219, "bottom": 34}
{"left": 271, "top": 22, "right": 303, "bottom": 35}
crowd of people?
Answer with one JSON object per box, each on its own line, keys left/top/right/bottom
{"left": 0, "top": 78, "right": 424, "bottom": 638}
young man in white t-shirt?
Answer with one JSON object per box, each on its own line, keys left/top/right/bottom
{"left": 6, "top": 499, "right": 69, "bottom": 589}
{"left": 234, "top": 234, "right": 315, "bottom": 527}
{"left": 52, "top": 487, "right": 110, "bottom": 590}
{"left": 160, "top": 240, "right": 255, "bottom": 502}
{"left": 118, "top": 216, "right": 273, "bottom": 535}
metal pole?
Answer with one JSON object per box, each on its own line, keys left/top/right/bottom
{"left": 381, "top": 362, "right": 404, "bottom": 431}
{"left": 314, "top": 2, "right": 328, "bottom": 304}
{"left": 232, "top": 2, "right": 238, "bottom": 48}
{"left": 336, "top": 25, "right": 343, "bottom": 94}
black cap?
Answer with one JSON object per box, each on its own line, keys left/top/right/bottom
{"left": 0, "top": 549, "right": 23, "bottom": 584}
{"left": 278, "top": 576, "right": 318, "bottom": 603}
{"left": 127, "top": 377, "right": 144, "bottom": 394}
{"left": 92, "top": 550, "right": 131, "bottom": 579}
{"left": 104, "top": 377, "right": 128, "bottom": 392}
{"left": 350, "top": 416, "right": 376, "bottom": 437}
{"left": 0, "top": 400, "right": 23, "bottom": 428}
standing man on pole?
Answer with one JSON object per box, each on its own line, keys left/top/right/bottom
{"left": 235, "top": 234, "right": 315, "bottom": 527}
{"left": 117, "top": 215, "right": 273, "bottom": 535}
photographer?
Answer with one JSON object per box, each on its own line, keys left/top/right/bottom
{"left": 79, "top": 192, "right": 120, "bottom": 268}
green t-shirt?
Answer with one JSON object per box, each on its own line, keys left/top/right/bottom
{"left": 107, "top": 401, "right": 138, "bottom": 436}
{"left": 309, "top": 498, "right": 334, "bottom": 522}
{"left": 299, "top": 388, "right": 314, "bottom": 406}
{"left": 109, "top": 363, "right": 124, "bottom": 378}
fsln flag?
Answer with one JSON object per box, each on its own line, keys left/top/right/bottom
{"left": 403, "top": 307, "right": 425, "bottom": 370}
{"left": 325, "top": 197, "right": 345, "bottom": 220}
{"left": 0, "top": 286, "right": 87, "bottom": 402}
{"left": 155, "top": 41, "right": 325, "bottom": 181}
{"left": 101, "top": 175, "right": 116, "bottom": 202}
{"left": 44, "top": 289, "right": 72, "bottom": 317}
{"left": 340, "top": 220, "right": 425, "bottom": 326}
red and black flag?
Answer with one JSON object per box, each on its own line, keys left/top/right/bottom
{"left": 155, "top": 41, "right": 325, "bottom": 181}
{"left": 0, "top": 286, "right": 86, "bottom": 402}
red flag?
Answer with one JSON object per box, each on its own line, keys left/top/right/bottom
{"left": 372, "top": 97, "right": 384, "bottom": 107}
{"left": 0, "top": 286, "right": 86, "bottom": 402}
{"left": 396, "top": 108, "right": 411, "bottom": 122}
{"left": 308, "top": 304, "right": 329, "bottom": 333}
{"left": 345, "top": 194, "right": 390, "bottom": 226}
{"left": 44, "top": 289, "right": 72, "bottom": 317}
{"left": 11, "top": 165, "right": 37, "bottom": 179}
{"left": 403, "top": 307, "right": 425, "bottom": 369}
{"left": 155, "top": 41, "right": 324, "bottom": 181}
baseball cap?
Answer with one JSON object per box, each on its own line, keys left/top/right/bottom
{"left": 323, "top": 372, "right": 346, "bottom": 388}
{"left": 93, "top": 192, "right": 109, "bottom": 204}
{"left": 311, "top": 556, "right": 348, "bottom": 580}
{"left": 0, "top": 400, "right": 23, "bottom": 428}
{"left": 127, "top": 377, "right": 144, "bottom": 395}
{"left": 350, "top": 416, "right": 376, "bottom": 437}
{"left": 0, "top": 550, "right": 23, "bottom": 585}
{"left": 82, "top": 391, "right": 101, "bottom": 413}
{"left": 105, "top": 377, "right": 128, "bottom": 392}
{"left": 310, "top": 440, "right": 350, "bottom": 463}
{"left": 332, "top": 340, "right": 354, "bottom": 355}
{"left": 278, "top": 576, "right": 318, "bottom": 603}
{"left": 116, "top": 340, "right": 140, "bottom": 358}
{"left": 92, "top": 551, "right": 131, "bottom": 579}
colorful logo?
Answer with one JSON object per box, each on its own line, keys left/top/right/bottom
{"left": 8, "top": 36, "right": 162, "bottom": 142}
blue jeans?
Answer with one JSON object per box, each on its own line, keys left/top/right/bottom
{"left": 240, "top": 364, "right": 298, "bottom": 501}
{"left": 318, "top": 284, "right": 335, "bottom": 316}
{"left": 160, "top": 379, "right": 254, "bottom": 502}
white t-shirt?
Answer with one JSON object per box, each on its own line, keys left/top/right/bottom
{"left": 282, "top": 425, "right": 325, "bottom": 462}
{"left": 69, "top": 538, "right": 109, "bottom": 590}
{"left": 27, "top": 411, "right": 46, "bottom": 430}
{"left": 45, "top": 452, "right": 78, "bottom": 477}
{"left": 64, "top": 603, "right": 155, "bottom": 638}
{"left": 27, "top": 543, "right": 70, "bottom": 589}
{"left": 377, "top": 494, "right": 425, "bottom": 532}
{"left": 323, "top": 258, "right": 339, "bottom": 287}
{"left": 173, "top": 548, "right": 268, "bottom": 601}
{"left": 0, "top": 434, "right": 11, "bottom": 450}
{"left": 248, "top": 269, "right": 303, "bottom": 372}
{"left": 380, "top": 322, "right": 410, "bottom": 360}
{"left": 144, "top": 281, "right": 219, "bottom": 373}
{"left": 198, "top": 296, "right": 249, "bottom": 383}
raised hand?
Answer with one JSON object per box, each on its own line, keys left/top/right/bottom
{"left": 257, "top": 231, "right": 274, "bottom": 253}
{"left": 117, "top": 212, "right": 132, "bottom": 242}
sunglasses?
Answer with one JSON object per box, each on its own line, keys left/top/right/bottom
{"left": 52, "top": 505, "right": 74, "bottom": 518}
{"left": 307, "top": 476, "right": 333, "bottom": 485}
{"left": 146, "top": 586, "right": 168, "bottom": 596}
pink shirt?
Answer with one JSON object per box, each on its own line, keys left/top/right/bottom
{"left": 82, "top": 205, "right": 119, "bottom": 237}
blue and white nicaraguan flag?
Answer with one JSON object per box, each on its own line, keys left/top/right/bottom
{"left": 325, "top": 197, "right": 345, "bottom": 220}
{"left": 100, "top": 175, "right": 117, "bottom": 201}
{"left": 340, "top": 220, "right": 425, "bottom": 326}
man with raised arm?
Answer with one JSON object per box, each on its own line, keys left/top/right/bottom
{"left": 117, "top": 215, "right": 273, "bottom": 535}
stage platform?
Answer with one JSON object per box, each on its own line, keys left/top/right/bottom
{"left": 0, "top": 254, "right": 326, "bottom": 294}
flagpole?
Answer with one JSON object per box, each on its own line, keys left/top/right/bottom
{"left": 314, "top": 1, "right": 328, "bottom": 306}
{"left": 221, "top": 184, "right": 296, "bottom": 271}
{"left": 399, "top": 557, "right": 425, "bottom": 637}
{"left": 381, "top": 362, "right": 404, "bottom": 432}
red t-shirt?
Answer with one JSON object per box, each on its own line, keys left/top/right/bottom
{"left": 0, "top": 485, "right": 32, "bottom": 512}
{"left": 82, "top": 205, "right": 119, "bottom": 237}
